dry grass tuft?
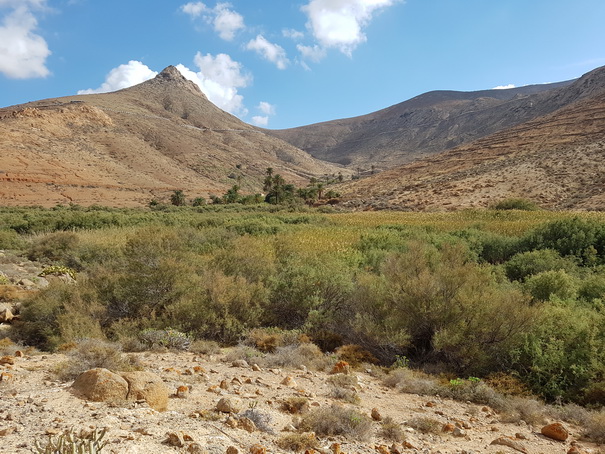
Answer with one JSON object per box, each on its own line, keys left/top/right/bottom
{"left": 379, "top": 416, "right": 406, "bottom": 442}
{"left": 406, "top": 416, "right": 442, "bottom": 434}
{"left": 584, "top": 410, "right": 605, "bottom": 443}
{"left": 276, "top": 432, "right": 319, "bottom": 452}
{"left": 281, "top": 397, "right": 310, "bottom": 414}
{"left": 297, "top": 404, "right": 372, "bottom": 440}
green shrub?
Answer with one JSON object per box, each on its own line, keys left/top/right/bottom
{"left": 0, "top": 229, "right": 26, "bottom": 249}
{"left": 504, "top": 249, "right": 578, "bottom": 282}
{"left": 34, "top": 428, "right": 107, "bottom": 454}
{"left": 27, "top": 232, "right": 79, "bottom": 263}
{"left": 137, "top": 328, "right": 192, "bottom": 351}
{"left": 523, "top": 270, "right": 578, "bottom": 302}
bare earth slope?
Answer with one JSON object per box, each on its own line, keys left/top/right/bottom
{"left": 268, "top": 79, "right": 583, "bottom": 169}
{"left": 0, "top": 66, "right": 344, "bottom": 207}
{"left": 339, "top": 68, "right": 605, "bottom": 211}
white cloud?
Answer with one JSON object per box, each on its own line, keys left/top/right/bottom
{"left": 283, "top": 28, "right": 305, "bottom": 40}
{"left": 251, "top": 116, "right": 269, "bottom": 127}
{"left": 212, "top": 3, "right": 244, "bottom": 40}
{"left": 176, "top": 52, "right": 251, "bottom": 116}
{"left": 180, "top": 1, "right": 207, "bottom": 17}
{"left": 0, "top": 0, "right": 51, "bottom": 79}
{"left": 302, "top": 0, "right": 399, "bottom": 56}
{"left": 297, "top": 44, "right": 327, "bottom": 63}
{"left": 181, "top": 1, "right": 244, "bottom": 41}
{"left": 258, "top": 101, "right": 275, "bottom": 115}
{"left": 246, "top": 35, "right": 289, "bottom": 70}
{"left": 77, "top": 61, "right": 157, "bottom": 94}
{"left": 493, "top": 84, "right": 516, "bottom": 90}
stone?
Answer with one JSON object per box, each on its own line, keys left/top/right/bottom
{"left": 225, "top": 416, "right": 239, "bottom": 428}
{"left": 331, "top": 361, "right": 350, "bottom": 374}
{"left": 220, "top": 379, "right": 230, "bottom": 390}
{"left": 251, "top": 364, "right": 262, "bottom": 372}
{"left": 490, "top": 437, "right": 528, "bottom": 454}
{"left": 330, "top": 443, "right": 342, "bottom": 454}
{"left": 120, "top": 371, "right": 169, "bottom": 412}
{"left": 0, "top": 427, "right": 16, "bottom": 436}
{"left": 176, "top": 385, "right": 190, "bottom": 398}
{"left": 249, "top": 444, "right": 266, "bottom": 454}
{"left": 0, "top": 307, "right": 14, "bottom": 323}
{"left": 375, "top": 445, "right": 390, "bottom": 454}
{"left": 281, "top": 376, "right": 297, "bottom": 387}
{"left": 541, "top": 422, "right": 569, "bottom": 441}
{"left": 371, "top": 408, "right": 382, "bottom": 421}
{"left": 226, "top": 447, "right": 239, "bottom": 454}
{"left": 0, "top": 356, "right": 14, "bottom": 365}
{"left": 442, "top": 423, "right": 455, "bottom": 433}
{"left": 72, "top": 368, "right": 129, "bottom": 402}
{"left": 188, "top": 443, "right": 208, "bottom": 454}
{"left": 452, "top": 427, "right": 466, "bottom": 437}
{"left": 238, "top": 417, "right": 256, "bottom": 433}
{"left": 216, "top": 397, "right": 241, "bottom": 413}
{"left": 231, "top": 360, "right": 249, "bottom": 368}
{"left": 165, "top": 432, "right": 185, "bottom": 447}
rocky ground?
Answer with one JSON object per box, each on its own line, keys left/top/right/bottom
{"left": 0, "top": 344, "right": 602, "bottom": 454}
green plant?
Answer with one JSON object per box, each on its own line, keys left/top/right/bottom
{"left": 491, "top": 198, "right": 539, "bottom": 211}
{"left": 34, "top": 428, "right": 107, "bottom": 453}
{"left": 39, "top": 265, "right": 77, "bottom": 280}
{"left": 391, "top": 355, "right": 410, "bottom": 369}
{"left": 137, "top": 328, "right": 192, "bottom": 351}
{"left": 297, "top": 404, "right": 372, "bottom": 440}
{"left": 170, "top": 190, "right": 186, "bottom": 206}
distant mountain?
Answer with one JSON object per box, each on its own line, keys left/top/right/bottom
{"left": 267, "top": 79, "right": 581, "bottom": 169}
{"left": 0, "top": 66, "right": 343, "bottom": 207}
{"left": 338, "top": 65, "right": 605, "bottom": 211}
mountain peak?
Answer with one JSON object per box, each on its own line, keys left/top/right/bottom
{"left": 146, "top": 65, "right": 205, "bottom": 97}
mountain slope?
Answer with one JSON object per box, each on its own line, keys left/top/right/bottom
{"left": 338, "top": 67, "right": 605, "bottom": 211}
{"left": 268, "top": 79, "right": 580, "bottom": 169}
{"left": 0, "top": 66, "right": 344, "bottom": 207}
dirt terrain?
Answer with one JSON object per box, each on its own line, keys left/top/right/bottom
{"left": 0, "top": 346, "right": 602, "bottom": 454}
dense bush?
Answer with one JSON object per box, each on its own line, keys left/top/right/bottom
{"left": 491, "top": 198, "right": 539, "bottom": 211}
{"left": 504, "top": 249, "right": 578, "bottom": 282}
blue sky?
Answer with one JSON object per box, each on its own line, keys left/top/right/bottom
{"left": 1, "top": 0, "right": 604, "bottom": 129}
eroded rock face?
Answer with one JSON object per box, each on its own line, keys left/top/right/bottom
{"left": 72, "top": 368, "right": 129, "bottom": 402}
{"left": 71, "top": 368, "right": 169, "bottom": 411}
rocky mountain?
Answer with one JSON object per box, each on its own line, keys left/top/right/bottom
{"left": 338, "top": 66, "right": 605, "bottom": 211}
{"left": 0, "top": 66, "right": 344, "bottom": 207}
{"left": 267, "top": 78, "right": 584, "bottom": 169}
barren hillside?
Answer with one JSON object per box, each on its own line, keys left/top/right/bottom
{"left": 0, "top": 66, "right": 344, "bottom": 207}
{"left": 338, "top": 86, "right": 605, "bottom": 211}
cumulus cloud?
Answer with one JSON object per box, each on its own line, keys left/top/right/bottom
{"left": 493, "top": 84, "right": 516, "bottom": 90}
{"left": 283, "top": 28, "right": 305, "bottom": 40}
{"left": 77, "top": 61, "right": 157, "bottom": 94}
{"left": 258, "top": 101, "right": 276, "bottom": 115}
{"left": 180, "top": 1, "right": 244, "bottom": 41}
{"left": 302, "top": 0, "right": 399, "bottom": 56}
{"left": 251, "top": 116, "right": 269, "bottom": 127}
{"left": 176, "top": 52, "right": 251, "bottom": 116}
{"left": 297, "top": 44, "right": 327, "bottom": 63}
{"left": 246, "top": 35, "right": 289, "bottom": 70}
{"left": 0, "top": 0, "right": 51, "bottom": 79}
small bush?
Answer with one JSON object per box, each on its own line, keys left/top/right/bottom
{"left": 27, "top": 232, "right": 79, "bottom": 263}
{"left": 406, "top": 417, "right": 442, "bottom": 434}
{"left": 297, "top": 404, "right": 372, "bottom": 440}
{"left": 276, "top": 433, "right": 319, "bottom": 452}
{"left": 0, "top": 230, "right": 26, "bottom": 250}
{"left": 498, "top": 397, "right": 547, "bottom": 425}
{"left": 383, "top": 368, "right": 439, "bottom": 395}
{"left": 524, "top": 269, "right": 577, "bottom": 302}
{"left": 327, "top": 373, "right": 359, "bottom": 388}
{"left": 379, "top": 417, "right": 406, "bottom": 442}
{"left": 335, "top": 344, "right": 378, "bottom": 366}
{"left": 584, "top": 410, "right": 605, "bottom": 443}
{"left": 240, "top": 408, "right": 274, "bottom": 433}
{"left": 34, "top": 427, "right": 107, "bottom": 454}
{"left": 261, "top": 343, "right": 332, "bottom": 371}
{"left": 137, "top": 328, "right": 192, "bottom": 351}
{"left": 189, "top": 339, "right": 221, "bottom": 355}
{"left": 329, "top": 386, "right": 361, "bottom": 404}
{"left": 55, "top": 339, "right": 138, "bottom": 381}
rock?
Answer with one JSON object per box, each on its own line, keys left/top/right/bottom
{"left": 0, "top": 427, "right": 16, "bottom": 436}
{"left": 226, "top": 447, "right": 239, "bottom": 454}
{"left": 231, "top": 360, "right": 249, "bottom": 368}
{"left": 188, "top": 443, "right": 208, "bottom": 454}
{"left": 541, "top": 422, "right": 569, "bottom": 441}
{"left": 425, "top": 401, "right": 436, "bottom": 407}
{"left": 252, "top": 364, "right": 262, "bottom": 372}
{"left": 330, "top": 443, "right": 342, "bottom": 454}
{"left": 331, "top": 361, "right": 350, "bottom": 374}
{"left": 216, "top": 397, "right": 241, "bottom": 413}
{"left": 220, "top": 379, "right": 230, "bottom": 390}
{"left": 0, "top": 355, "right": 14, "bottom": 365}
{"left": 453, "top": 427, "right": 466, "bottom": 437}
{"left": 371, "top": 407, "right": 382, "bottom": 421}
{"left": 238, "top": 416, "right": 256, "bottom": 433}
{"left": 176, "top": 385, "right": 190, "bottom": 398}
{"left": 121, "top": 371, "right": 169, "bottom": 412}
{"left": 375, "top": 445, "right": 390, "bottom": 454}
{"left": 281, "top": 376, "right": 297, "bottom": 387}
{"left": 165, "top": 432, "right": 185, "bottom": 447}
{"left": 490, "top": 436, "right": 528, "bottom": 454}
{"left": 225, "top": 416, "right": 239, "bottom": 428}
{"left": 72, "top": 368, "right": 129, "bottom": 402}
{"left": 0, "top": 307, "right": 14, "bottom": 323}
{"left": 442, "top": 423, "right": 455, "bottom": 433}
{"left": 249, "top": 444, "right": 266, "bottom": 454}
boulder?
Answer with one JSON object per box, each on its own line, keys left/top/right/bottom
{"left": 541, "top": 422, "right": 569, "bottom": 441}
{"left": 72, "top": 368, "right": 129, "bottom": 402}
{"left": 216, "top": 397, "right": 241, "bottom": 413}
{"left": 120, "top": 371, "right": 169, "bottom": 412}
